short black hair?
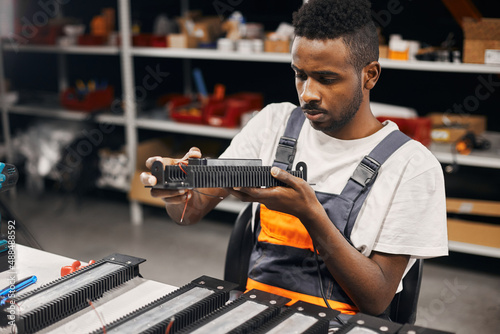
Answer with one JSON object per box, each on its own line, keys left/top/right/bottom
{"left": 292, "top": 0, "right": 379, "bottom": 73}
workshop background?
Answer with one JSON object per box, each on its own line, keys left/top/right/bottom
{"left": 0, "top": 0, "right": 500, "bottom": 333}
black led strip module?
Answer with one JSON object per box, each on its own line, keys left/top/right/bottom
{"left": 150, "top": 158, "right": 308, "bottom": 190}
{"left": 176, "top": 289, "right": 291, "bottom": 334}
{"left": 92, "top": 276, "right": 238, "bottom": 334}
{"left": 0, "top": 254, "right": 145, "bottom": 334}
{"left": 252, "top": 301, "right": 340, "bottom": 334}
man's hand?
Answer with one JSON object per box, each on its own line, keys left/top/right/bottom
{"left": 140, "top": 147, "right": 202, "bottom": 204}
{"left": 227, "top": 166, "right": 322, "bottom": 221}
{"left": 140, "top": 147, "right": 227, "bottom": 225}
{"left": 229, "top": 166, "right": 410, "bottom": 315}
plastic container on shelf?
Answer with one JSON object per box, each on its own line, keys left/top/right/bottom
{"left": 60, "top": 86, "right": 114, "bottom": 112}
{"left": 376, "top": 116, "right": 432, "bottom": 147}
{"left": 167, "top": 92, "right": 263, "bottom": 128}
{"left": 133, "top": 34, "right": 167, "bottom": 47}
{"left": 205, "top": 92, "right": 263, "bottom": 128}
{"left": 168, "top": 95, "right": 205, "bottom": 124}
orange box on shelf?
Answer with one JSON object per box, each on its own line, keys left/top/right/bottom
{"left": 60, "top": 86, "right": 114, "bottom": 112}
{"left": 376, "top": 116, "right": 432, "bottom": 147}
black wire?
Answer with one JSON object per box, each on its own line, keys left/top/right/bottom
{"left": 313, "top": 242, "right": 332, "bottom": 310}
{"left": 313, "top": 242, "right": 349, "bottom": 326}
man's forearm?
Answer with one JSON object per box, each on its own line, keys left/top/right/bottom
{"left": 302, "top": 210, "right": 409, "bottom": 315}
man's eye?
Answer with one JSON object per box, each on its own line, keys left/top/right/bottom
{"left": 295, "top": 73, "right": 307, "bottom": 80}
{"left": 320, "top": 77, "right": 336, "bottom": 84}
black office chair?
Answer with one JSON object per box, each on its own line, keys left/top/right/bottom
{"left": 223, "top": 203, "right": 424, "bottom": 325}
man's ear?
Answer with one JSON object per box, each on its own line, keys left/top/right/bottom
{"left": 363, "top": 61, "right": 381, "bottom": 90}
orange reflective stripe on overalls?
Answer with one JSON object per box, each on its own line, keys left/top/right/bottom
{"left": 246, "top": 277, "right": 358, "bottom": 315}
{"left": 258, "top": 205, "right": 315, "bottom": 252}
{"left": 249, "top": 205, "right": 358, "bottom": 314}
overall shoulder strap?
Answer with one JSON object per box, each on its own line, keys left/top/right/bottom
{"left": 272, "top": 107, "right": 306, "bottom": 171}
{"left": 342, "top": 130, "right": 412, "bottom": 240}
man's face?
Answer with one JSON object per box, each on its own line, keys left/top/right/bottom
{"left": 291, "top": 37, "right": 364, "bottom": 138}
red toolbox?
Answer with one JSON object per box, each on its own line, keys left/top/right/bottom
{"left": 377, "top": 116, "right": 432, "bottom": 147}
{"left": 168, "top": 92, "right": 263, "bottom": 128}
{"left": 205, "top": 92, "right": 263, "bottom": 128}
{"left": 61, "top": 86, "right": 114, "bottom": 112}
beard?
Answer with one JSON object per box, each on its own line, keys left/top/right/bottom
{"left": 302, "top": 83, "right": 364, "bottom": 134}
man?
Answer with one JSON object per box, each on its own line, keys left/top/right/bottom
{"left": 141, "top": 0, "right": 448, "bottom": 316}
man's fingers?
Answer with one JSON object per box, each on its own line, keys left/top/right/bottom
{"left": 145, "top": 156, "right": 163, "bottom": 169}
{"left": 140, "top": 172, "right": 157, "bottom": 186}
{"left": 180, "top": 147, "right": 202, "bottom": 163}
{"left": 150, "top": 188, "right": 190, "bottom": 204}
{"left": 227, "top": 188, "right": 255, "bottom": 202}
{"left": 270, "top": 167, "right": 297, "bottom": 187}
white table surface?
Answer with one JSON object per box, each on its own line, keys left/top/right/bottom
{"left": 0, "top": 245, "right": 177, "bottom": 334}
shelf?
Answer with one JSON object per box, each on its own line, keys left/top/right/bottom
{"left": 5, "top": 43, "right": 500, "bottom": 73}
{"left": 449, "top": 241, "right": 500, "bottom": 258}
{"left": 379, "top": 58, "right": 500, "bottom": 74}
{"left": 132, "top": 47, "right": 292, "bottom": 63}
{"left": 131, "top": 47, "right": 500, "bottom": 73}
{"left": 430, "top": 132, "right": 500, "bottom": 169}
{"left": 8, "top": 104, "right": 125, "bottom": 125}
{"left": 136, "top": 116, "right": 240, "bottom": 139}
{"left": 2, "top": 43, "right": 120, "bottom": 55}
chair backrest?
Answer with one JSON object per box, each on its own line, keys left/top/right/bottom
{"left": 223, "top": 203, "right": 423, "bottom": 324}
{"left": 223, "top": 203, "right": 254, "bottom": 292}
{"left": 389, "top": 258, "right": 423, "bottom": 324}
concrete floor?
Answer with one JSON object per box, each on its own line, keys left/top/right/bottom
{"left": 2, "top": 187, "right": 500, "bottom": 334}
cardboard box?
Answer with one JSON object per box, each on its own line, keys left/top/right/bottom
{"left": 448, "top": 218, "right": 500, "bottom": 248}
{"left": 168, "top": 33, "right": 198, "bottom": 48}
{"left": 379, "top": 45, "right": 389, "bottom": 59}
{"left": 128, "top": 138, "right": 174, "bottom": 207}
{"left": 177, "top": 16, "right": 222, "bottom": 44}
{"left": 128, "top": 137, "right": 225, "bottom": 206}
{"left": 447, "top": 198, "right": 500, "bottom": 217}
{"left": 462, "top": 18, "right": 500, "bottom": 64}
{"left": 428, "top": 112, "right": 486, "bottom": 143}
{"left": 264, "top": 39, "right": 290, "bottom": 53}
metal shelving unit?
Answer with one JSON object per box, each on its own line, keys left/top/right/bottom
{"left": 430, "top": 132, "right": 500, "bottom": 169}
{"left": 2, "top": 44, "right": 120, "bottom": 55}
{"left": 8, "top": 103, "right": 125, "bottom": 125}
{"left": 1, "top": 1, "right": 500, "bottom": 255}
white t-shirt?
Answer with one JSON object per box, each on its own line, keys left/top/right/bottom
{"left": 220, "top": 102, "right": 448, "bottom": 286}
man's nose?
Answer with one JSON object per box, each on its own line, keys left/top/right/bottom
{"left": 300, "top": 79, "right": 321, "bottom": 104}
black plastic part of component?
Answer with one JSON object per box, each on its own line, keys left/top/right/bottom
{"left": 177, "top": 289, "right": 291, "bottom": 334}
{"left": 92, "top": 276, "right": 238, "bottom": 334}
{"left": 150, "top": 159, "right": 308, "bottom": 190}
{"left": 252, "top": 301, "right": 339, "bottom": 334}
{"left": 0, "top": 254, "right": 145, "bottom": 334}
{"left": 188, "top": 158, "right": 262, "bottom": 166}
